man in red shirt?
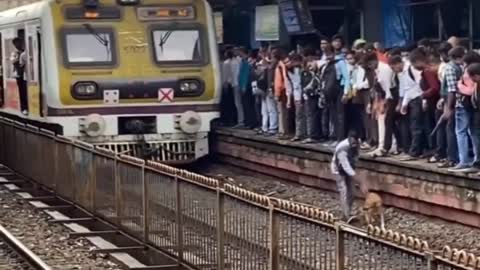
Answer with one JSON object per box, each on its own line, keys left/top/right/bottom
{"left": 417, "top": 51, "right": 441, "bottom": 154}
{"left": 374, "top": 42, "right": 388, "bottom": 64}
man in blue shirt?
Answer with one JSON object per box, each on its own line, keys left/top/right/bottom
{"left": 318, "top": 37, "right": 350, "bottom": 147}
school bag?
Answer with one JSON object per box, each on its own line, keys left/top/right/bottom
{"left": 318, "top": 60, "right": 341, "bottom": 101}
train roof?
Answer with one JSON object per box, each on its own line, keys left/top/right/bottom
{"left": 0, "top": 0, "right": 50, "bottom": 25}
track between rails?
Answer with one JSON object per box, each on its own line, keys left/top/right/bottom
{"left": 0, "top": 224, "right": 51, "bottom": 270}
{"left": 0, "top": 118, "right": 479, "bottom": 269}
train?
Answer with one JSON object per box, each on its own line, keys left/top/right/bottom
{"left": 0, "top": 0, "right": 221, "bottom": 164}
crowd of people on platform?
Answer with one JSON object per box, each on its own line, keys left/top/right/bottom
{"left": 219, "top": 35, "right": 480, "bottom": 174}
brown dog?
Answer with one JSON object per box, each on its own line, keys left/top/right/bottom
{"left": 362, "top": 192, "right": 385, "bottom": 229}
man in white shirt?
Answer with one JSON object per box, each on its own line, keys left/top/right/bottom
{"left": 399, "top": 48, "right": 426, "bottom": 160}
{"left": 230, "top": 48, "right": 245, "bottom": 128}
{"left": 11, "top": 38, "right": 28, "bottom": 115}
{"left": 285, "top": 54, "right": 304, "bottom": 141}
{"left": 364, "top": 52, "right": 393, "bottom": 157}
{"left": 345, "top": 51, "right": 369, "bottom": 142}
{"left": 220, "top": 50, "right": 235, "bottom": 125}
{"left": 388, "top": 55, "right": 411, "bottom": 156}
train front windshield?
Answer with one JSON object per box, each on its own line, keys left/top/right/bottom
{"left": 152, "top": 29, "right": 202, "bottom": 63}
{"left": 62, "top": 27, "right": 116, "bottom": 67}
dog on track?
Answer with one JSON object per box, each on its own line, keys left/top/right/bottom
{"left": 362, "top": 192, "right": 385, "bottom": 230}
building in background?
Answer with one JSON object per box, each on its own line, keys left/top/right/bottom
{"left": 210, "top": 0, "right": 480, "bottom": 50}
{"left": 2, "top": 0, "right": 478, "bottom": 49}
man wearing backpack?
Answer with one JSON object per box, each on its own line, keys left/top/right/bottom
{"left": 398, "top": 49, "right": 428, "bottom": 161}
{"left": 317, "top": 44, "right": 349, "bottom": 147}
{"left": 253, "top": 48, "right": 278, "bottom": 136}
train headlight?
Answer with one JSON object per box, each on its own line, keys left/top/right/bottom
{"left": 179, "top": 111, "right": 202, "bottom": 134}
{"left": 179, "top": 80, "right": 201, "bottom": 93}
{"left": 74, "top": 82, "right": 98, "bottom": 96}
{"left": 80, "top": 114, "right": 106, "bottom": 137}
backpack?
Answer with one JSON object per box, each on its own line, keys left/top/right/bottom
{"left": 252, "top": 63, "right": 268, "bottom": 96}
{"left": 318, "top": 60, "right": 341, "bottom": 101}
{"left": 302, "top": 70, "right": 320, "bottom": 97}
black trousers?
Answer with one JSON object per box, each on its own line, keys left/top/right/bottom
{"left": 220, "top": 85, "right": 236, "bottom": 126}
{"left": 384, "top": 99, "right": 402, "bottom": 152}
{"left": 242, "top": 86, "right": 258, "bottom": 128}
{"left": 408, "top": 97, "right": 424, "bottom": 157}
{"left": 326, "top": 94, "right": 345, "bottom": 141}
{"left": 16, "top": 78, "right": 28, "bottom": 112}
{"left": 424, "top": 99, "right": 438, "bottom": 151}
{"left": 305, "top": 96, "right": 320, "bottom": 139}
{"left": 345, "top": 102, "right": 364, "bottom": 140}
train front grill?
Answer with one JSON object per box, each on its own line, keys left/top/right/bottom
{"left": 95, "top": 141, "right": 196, "bottom": 163}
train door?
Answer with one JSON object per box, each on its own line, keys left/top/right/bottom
{"left": 2, "top": 28, "right": 23, "bottom": 112}
{"left": 0, "top": 33, "right": 4, "bottom": 107}
{"left": 25, "top": 23, "right": 41, "bottom": 117}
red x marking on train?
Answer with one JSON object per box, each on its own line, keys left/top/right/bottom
{"left": 158, "top": 88, "right": 174, "bottom": 103}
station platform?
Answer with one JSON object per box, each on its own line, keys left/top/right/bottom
{"left": 212, "top": 127, "right": 480, "bottom": 228}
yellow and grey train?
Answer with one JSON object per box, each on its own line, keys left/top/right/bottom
{"left": 0, "top": 0, "right": 221, "bottom": 164}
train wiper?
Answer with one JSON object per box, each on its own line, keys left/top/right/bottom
{"left": 158, "top": 30, "right": 172, "bottom": 53}
{"left": 82, "top": 23, "right": 109, "bottom": 47}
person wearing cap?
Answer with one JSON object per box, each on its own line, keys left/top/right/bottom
{"left": 448, "top": 36, "right": 461, "bottom": 48}
{"left": 352, "top": 39, "right": 366, "bottom": 53}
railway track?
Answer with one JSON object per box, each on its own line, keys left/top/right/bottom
{"left": 193, "top": 161, "right": 480, "bottom": 257}
{"left": 0, "top": 224, "right": 51, "bottom": 270}
{"left": 0, "top": 119, "right": 478, "bottom": 270}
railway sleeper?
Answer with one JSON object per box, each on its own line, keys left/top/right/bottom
{"left": 0, "top": 176, "right": 195, "bottom": 270}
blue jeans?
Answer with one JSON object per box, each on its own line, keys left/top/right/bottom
{"left": 261, "top": 93, "right": 278, "bottom": 133}
{"left": 455, "top": 106, "right": 480, "bottom": 166}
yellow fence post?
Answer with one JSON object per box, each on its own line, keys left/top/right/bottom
{"left": 268, "top": 201, "right": 279, "bottom": 270}
{"left": 114, "top": 154, "right": 121, "bottom": 226}
{"left": 90, "top": 151, "right": 97, "bottom": 212}
{"left": 336, "top": 223, "right": 345, "bottom": 270}
{"left": 142, "top": 163, "right": 149, "bottom": 244}
{"left": 426, "top": 252, "right": 438, "bottom": 270}
{"left": 175, "top": 175, "right": 184, "bottom": 263}
{"left": 216, "top": 182, "right": 225, "bottom": 270}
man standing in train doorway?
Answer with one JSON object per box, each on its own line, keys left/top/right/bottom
{"left": 330, "top": 131, "right": 368, "bottom": 221}
{"left": 11, "top": 37, "right": 28, "bottom": 115}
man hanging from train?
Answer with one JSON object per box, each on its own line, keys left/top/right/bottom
{"left": 11, "top": 37, "right": 28, "bottom": 115}
{"left": 330, "top": 131, "right": 368, "bottom": 221}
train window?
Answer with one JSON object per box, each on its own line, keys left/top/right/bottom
{"left": 61, "top": 27, "right": 116, "bottom": 67}
{"left": 27, "top": 36, "right": 34, "bottom": 81}
{"left": 152, "top": 29, "right": 202, "bottom": 63}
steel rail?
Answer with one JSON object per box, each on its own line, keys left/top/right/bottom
{"left": 0, "top": 224, "right": 52, "bottom": 270}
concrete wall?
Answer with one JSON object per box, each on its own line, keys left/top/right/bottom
{"left": 213, "top": 128, "right": 480, "bottom": 229}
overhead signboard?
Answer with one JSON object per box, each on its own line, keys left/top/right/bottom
{"left": 278, "top": 0, "right": 315, "bottom": 35}
{"left": 214, "top": 12, "right": 223, "bottom": 44}
{"left": 255, "top": 5, "right": 279, "bottom": 41}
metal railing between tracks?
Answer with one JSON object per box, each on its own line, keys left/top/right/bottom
{"left": 0, "top": 117, "right": 478, "bottom": 270}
